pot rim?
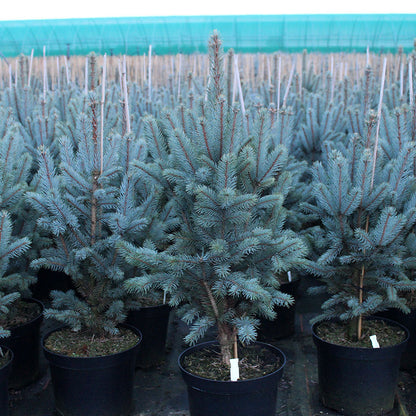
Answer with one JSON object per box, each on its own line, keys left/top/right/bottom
{"left": 312, "top": 315, "right": 410, "bottom": 351}
{"left": 7, "top": 297, "right": 44, "bottom": 332}
{"left": 42, "top": 323, "right": 142, "bottom": 361}
{"left": 178, "top": 340, "right": 286, "bottom": 384}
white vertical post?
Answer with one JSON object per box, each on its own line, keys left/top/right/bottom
{"left": 123, "top": 55, "right": 131, "bottom": 135}
{"left": 282, "top": 59, "right": 295, "bottom": 108}
{"left": 56, "top": 56, "right": 60, "bottom": 90}
{"left": 148, "top": 45, "right": 152, "bottom": 100}
{"left": 409, "top": 59, "right": 414, "bottom": 106}
{"left": 370, "top": 57, "right": 387, "bottom": 189}
{"left": 43, "top": 46, "right": 47, "bottom": 101}
{"left": 100, "top": 53, "right": 106, "bottom": 175}
{"left": 277, "top": 55, "right": 281, "bottom": 110}
{"left": 84, "top": 56, "right": 88, "bottom": 94}
{"left": 400, "top": 62, "right": 404, "bottom": 97}
{"left": 234, "top": 54, "right": 245, "bottom": 115}
{"left": 28, "top": 49, "right": 34, "bottom": 87}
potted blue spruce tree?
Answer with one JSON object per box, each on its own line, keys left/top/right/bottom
{"left": 375, "top": 105, "right": 416, "bottom": 370}
{"left": 118, "top": 115, "right": 178, "bottom": 368}
{"left": 304, "top": 128, "right": 416, "bottom": 415}
{"left": 0, "top": 123, "right": 45, "bottom": 389}
{"left": 26, "top": 54, "right": 142, "bottom": 416}
{"left": 117, "top": 31, "right": 308, "bottom": 416}
{"left": 0, "top": 210, "right": 31, "bottom": 415}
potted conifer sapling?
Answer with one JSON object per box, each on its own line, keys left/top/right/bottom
{"left": 0, "top": 125, "right": 45, "bottom": 389}
{"left": 304, "top": 132, "right": 416, "bottom": 415}
{"left": 26, "top": 62, "right": 142, "bottom": 416}
{"left": 118, "top": 32, "right": 308, "bottom": 416}
{"left": 0, "top": 210, "right": 32, "bottom": 415}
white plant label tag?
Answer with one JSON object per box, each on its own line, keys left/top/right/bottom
{"left": 370, "top": 335, "right": 380, "bottom": 348}
{"left": 230, "top": 358, "right": 240, "bottom": 381}
{"left": 287, "top": 271, "right": 292, "bottom": 282}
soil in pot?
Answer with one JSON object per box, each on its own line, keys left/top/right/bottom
{"left": 0, "top": 346, "right": 13, "bottom": 416}
{"left": 179, "top": 341, "right": 286, "bottom": 416}
{"left": 182, "top": 343, "right": 281, "bottom": 381}
{"left": 43, "top": 325, "right": 142, "bottom": 416}
{"left": 1, "top": 298, "right": 43, "bottom": 389}
{"left": 313, "top": 317, "right": 409, "bottom": 416}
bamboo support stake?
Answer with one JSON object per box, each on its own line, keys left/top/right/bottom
{"left": 28, "top": 49, "right": 34, "bottom": 87}
{"left": 123, "top": 55, "right": 131, "bottom": 135}
{"left": 100, "top": 53, "right": 106, "bottom": 175}
{"left": 234, "top": 54, "right": 245, "bottom": 115}
{"left": 277, "top": 55, "right": 281, "bottom": 110}
{"left": 148, "top": 45, "right": 152, "bottom": 100}
{"left": 177, "top": 53, "right": 182, "bottom": 99}
{"left": 64, "top": 55, "right": 70, "bottom": 85}
{"left": 358, "top": 57, "right": 387, "bottom": 340}
{"left": 142, "top": 52, "right": 146, "bottom": 88}
{"left": 409, "top": 59, "right": 413, "bottom": 107}
{"left": 400, "top": 62, "right": 404, "bottom": 98}
{"left": 282, "top": 59, "right": 296, "bottom": 108}
{"left": 232, "top": 55, "right": 238, "bottom": 103}
{"left": 84, "top": 56, "right": 88, "bottom": 94}
{"left": 14, "top": 60, "right": 18, "bottom": 88}
{"left": 43, "top": 46, "right": 47, "bottom": 101}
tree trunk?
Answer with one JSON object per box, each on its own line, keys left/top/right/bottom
{"left": 217, "top": 322, "right": 236, "bottom": 366}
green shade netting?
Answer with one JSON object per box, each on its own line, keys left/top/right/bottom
{"left": 0, "top": 14, "right": 415, "bottom": 56}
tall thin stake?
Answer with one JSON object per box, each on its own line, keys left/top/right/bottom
{"left": 148, "top": 45, "right": 152, "bottom": 100}
{"left": 85, "top": 56, "right": 88, "bottom": 94}
{"left": 234, "top": 54, "right": 245, "bottom": 115}
{"left": 28, "top": 49, "right": 34, "bottom": 87}
{"left": 409, "top": 59, "right": 414, "bottom": 106}
{"left": 277, "top": 55, "right": 281, "bottom": 110}
{"left": 282, "top": 59, "right": 296, "bottom": 108}
{"left": 358, "top": 57, "right": 387, "bottom": 340}
{"left": 100, "top": 54, "right": 106, "bottom": 175}
{"left": 123, "top": 55, "right": 131, "bottom": 135}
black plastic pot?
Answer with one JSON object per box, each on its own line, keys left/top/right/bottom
{"left": 178, "top": 341, "right": 286, "bottom": 416}
{"left": 43, "top": 324, "right": 142, "bottom": 416}
{"left": 126, "top": 303, "right": 171, "bottom": 368}
{"left": 312, "top": 317, "right": 409, "bottom": 416}
{"left": 0, "top": 346, "right": 13, "bottom": 416}
{"left": 258, "top": 278, "right": 300, "bottom": 341}
{"left": 2, "top": 298, "right": 43, "bottom": 389}
{"left": 376, "top": 308, "right": 416, "bottom": 370}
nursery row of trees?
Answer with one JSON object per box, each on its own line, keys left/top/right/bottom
{"left": 0, "top": 32, "right": 415, "bottom": 365}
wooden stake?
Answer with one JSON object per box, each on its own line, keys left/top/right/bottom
{"left": 282, "top": 58, "right": 296, "bottom": 108}
{"left": 85, "top": 56, "right": 88, "bottom": 94}
{"left": 28, "top": 49, "right": 34, "bottom": 87}
{"left": 409, "top": 59, "right": 413, "bottom": 106}
{"left": 43, "top": 46, "right": 47, "bottom": 102}
{"left": 56, "top": 56, "right": 60, "bottom": 90}
{"left": 64, "top": 55, "right": 70, "bottom": 85}
{"left": 123, "top": 55, "right": 131, "bottom": 135}
{"left": 148, "top": 45, "right": 152, "bottom": 100}
{"left": 370, "top": 57, "right": 387, "bottom": 189}
{"left": 234, "top": 55, "right": 245, "bottom": 115}
{"left": 358, "top": 57, "right": 387, "bottom": 340}
{"left": 400, "top": 62, "right": 404, "bottom": 97}
{"left": 277, "top": 55, "right": 281, "bottom": 110}
{"left": 100, "top": 54, "right": 106, "bottom": 175}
